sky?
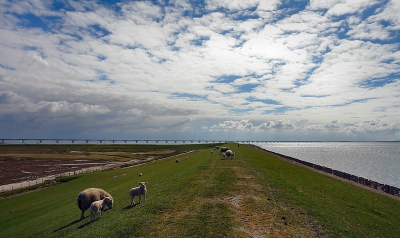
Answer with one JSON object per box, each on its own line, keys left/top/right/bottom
{"left": 0, "top": 0, "right": 399, "bottom": 141}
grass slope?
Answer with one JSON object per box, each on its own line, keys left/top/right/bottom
{"left": 1, "top": 144, "right": 399, "bottom": 237}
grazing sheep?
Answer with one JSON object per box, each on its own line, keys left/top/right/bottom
{"left": 90, "top": 197, "right": 113, "bottom": 222}
{"left": 186, "top": 156, "right": 188, "bottom": 159}
{"left": 129, "top": 182, "right": 148, "bottom": 206}
{"left": 225, "top": 150, "right": 233, "bottom": 159}
{"left": 176, "top": 159, "right": 180, "bottom": 163}
{"left": 220, "top": 147, "right": 229, "bottom": 155}
{"left": 211, "top": 150, "right": 214, "bottom": 155}
{"left": 77, "top": 188, "right": 113, "bottom": 220}
{"left": 139, "top": 173, "right": 142, "bottom": 176}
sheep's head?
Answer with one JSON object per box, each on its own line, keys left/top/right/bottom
{"left": 138, "top": 182, "right": 147, "bottom": 188}
{"left": 104, "top": 196, "right": 113, "bottom": 209}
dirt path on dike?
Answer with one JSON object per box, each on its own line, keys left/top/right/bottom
{"left": 224, "top": 157, "right": 324, "bottom": 237}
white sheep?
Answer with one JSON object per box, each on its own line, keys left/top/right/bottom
{"left": 211, "top": 150, "right": 214, "bottom": 155}
{"left": 176, "top": 159, "right": 180, "bottom": 163}
{"left": 225, "top": 150, "right": 233, "bottom": 159}
{"left": 90, "top": 197, "right": 113, "bottom": 222}
{"left": 77, "top": 188, "right": 113, "bottom": 220}
{"left": 129, "top": 182, "right": 148, "bottom": 206}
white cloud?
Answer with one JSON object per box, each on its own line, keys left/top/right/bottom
{"left": 208, "top": 119, "right": 400, "bottom": 137}
{"left": 257, "top": 0, "right": 281, "bottom": 11}
{"left": 370, "top": 0, "right": 400, "bottom": 30}
{"left": 205, "top": 0, "right": 260, "bottom": 11}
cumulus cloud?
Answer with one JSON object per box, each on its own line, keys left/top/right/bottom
{"left": 0, "top": 91, "right": 110, "bottom": 120}
{"left": 208, "top": 119, "right": 400, "bottom": 137}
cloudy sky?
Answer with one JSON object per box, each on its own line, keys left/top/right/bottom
{"left": 0, "top": 0, "right": 399, "bottom": 141}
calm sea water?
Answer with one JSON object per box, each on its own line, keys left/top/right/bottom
{"left": 254, "top": 142, "right": 400, "bottom": 188}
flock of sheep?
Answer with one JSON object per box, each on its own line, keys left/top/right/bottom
{"left": 76, "top": 146, "right": 237, "bottom": 222}
{"left": 77, "top": 181, "right": 147, "bottom": 222}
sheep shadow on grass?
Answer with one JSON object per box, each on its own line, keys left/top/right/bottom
{"left": 77, "top": 220, "right": 93, "bottom": 229}
{"left": 123, "top": 204, "right": 138, "bottom": 210}
{"left": 53, "top": 219, "right": 81, "bottom": 232}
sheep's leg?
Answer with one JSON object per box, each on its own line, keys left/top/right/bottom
{"left": 130, "top": 196, "right": 135, "bottom": 206}
{"left": 144, "top": 194, "right": 146, "bottom": 202}
{"left": 81, "top": 211, "right": 84, "bottom": 220}
{"left": 139, "top": 195, "right": 141, "bottom": 204}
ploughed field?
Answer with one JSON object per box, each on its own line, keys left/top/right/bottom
{"left": 0, "top": 144, "right": 187, "bottom": 186}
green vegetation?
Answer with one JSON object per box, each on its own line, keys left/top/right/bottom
{"left": 1, "top": 143, "right": 399, "bottom": 237}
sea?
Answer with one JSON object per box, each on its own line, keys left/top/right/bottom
{"left": 254, "top": 142, "right": 400, "bottom": 188}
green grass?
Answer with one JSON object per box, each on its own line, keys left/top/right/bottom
{"left": 1, "top": 143, "right": 400, "bottom": 237}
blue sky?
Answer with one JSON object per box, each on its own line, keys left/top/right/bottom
{"left": 0, "top": 0, "right": 399, "bottom": 141}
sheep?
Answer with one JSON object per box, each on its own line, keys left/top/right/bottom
{"left": 139, "top": 173, "right": 143, "bottom": 176}
{"left": 77, "top": 188, "right": 113, "bottom": 220}
{"left": 225, "top": 150, "right": 233, "bottom": 159}
{"left": 90, "top": 197, "right": 113, "bottom": 222}
{"left": 129, "top": 182, "right": 148, "bottom": 206}
{"left": 220, "top": 147, "right": 229, "bottom": 155}
{"left": 211, "top": 150, "right": 214, "bottom": 155}
{"left": 176, "top": 159, "right": 180, "bottom": 163}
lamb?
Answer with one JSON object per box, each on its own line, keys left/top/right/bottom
{"left": 77, "top": 188, "right": 113, "bottom": 220}
{"left": 129, "top": 182, "right": 148, "bottom": 206}
{"left": 90, "top": 197, "right": 113, "bottom": 222}
{"left": 225, "top": 150, "right": 233, "bottom": 159}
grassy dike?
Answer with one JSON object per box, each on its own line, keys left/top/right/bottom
{"left": 1, "top": 143, "right": 400, "bottom": 237}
